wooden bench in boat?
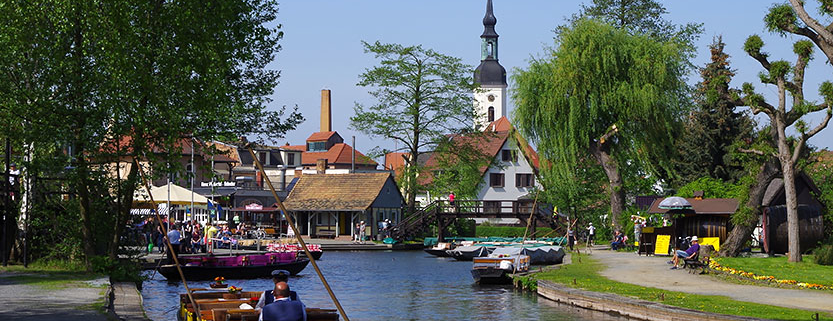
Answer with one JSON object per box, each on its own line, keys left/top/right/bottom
{"left": 179, "top": 290, "right": 339, "bottom": 321}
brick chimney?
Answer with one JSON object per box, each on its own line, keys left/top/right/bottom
{"left": 316, "top": 159, "right": 328, "bottom": 174}
{"left": 320, "top": 89, "right": 332, "bottom": 132}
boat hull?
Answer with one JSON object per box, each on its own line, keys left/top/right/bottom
{"left": 424, "top": 249, "right": 453, "bottom": 257}
{"left": 160, "top": 259, "right": 310, "bottom": 281}
{"left": 471, "top": 267, "right": 511, "bottom": 285}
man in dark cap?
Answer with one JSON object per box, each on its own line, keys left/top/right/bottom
{"left": 259, "top": 282, "right": 306, "bottom": 321}
{"left": 255, "top": 270, "right": 299, "bottom": 311}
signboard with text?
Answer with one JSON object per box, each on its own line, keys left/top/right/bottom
{"left": 654, "top": 234, "right": 671, "bottom": 255}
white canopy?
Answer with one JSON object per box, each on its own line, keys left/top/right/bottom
{"left": 134, "top": 182, "right": 209, "bottom": 205}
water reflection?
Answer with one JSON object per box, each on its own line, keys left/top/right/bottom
{"left": 141, "top": 251, "right": 626, "bottom": 321}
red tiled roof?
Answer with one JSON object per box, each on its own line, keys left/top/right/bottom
{"left": 306, "top": 131, "right": 337, "bottom": 142}
{"left": 647, "top": 198, "right": 739, "bottom": 215}
{"left": 385, "top": 152, "right": 409, "bottom": 177}
{"left": 421, "top": 131, "right": 509, "bottom": 185}
{"left": 284, "top": 145, "right": 306, "bottom": 152}
{"left": 301, "top": 143, "right": 377, "bottom": 166}
{"left": 486, "top": 116, "right": 512, "bottom": 132}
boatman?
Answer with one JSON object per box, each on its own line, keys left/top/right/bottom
{"left": 260, "top": 282, "right": 306, "bottom": 321}
{"left": 256, "top": 270, "right": 299, "bottom": 311}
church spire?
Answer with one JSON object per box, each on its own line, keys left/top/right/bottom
{"left": 474, "top": 0, "right": 506, "bottom": 86}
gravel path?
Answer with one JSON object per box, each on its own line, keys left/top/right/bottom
{"left": 0, "top": 272, "right": 110, "bottom": 321}
{"left": 589, "top": 249, "right": 833, "bottom": 314}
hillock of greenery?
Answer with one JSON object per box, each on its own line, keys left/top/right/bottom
{"left": 476, "top": 225, "right": 553, "bottom": 238}
{"left": 814, "top": 244, "right": 833, "bottom": 266}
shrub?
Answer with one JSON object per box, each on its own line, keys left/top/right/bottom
{"left": 813, "top": 244, "right": 833, "bottom": 266}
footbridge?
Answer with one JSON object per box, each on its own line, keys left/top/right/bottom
{"left": 390, "top": 200, "right": 560, "bottom": 242}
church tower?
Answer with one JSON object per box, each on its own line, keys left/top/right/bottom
{"left": 473, "top": 0, "right": 507, "bottom": 129}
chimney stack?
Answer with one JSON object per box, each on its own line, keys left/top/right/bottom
{"left": 320, "top": 89, "right": 332, "bottom": 132}
{"left": 316, "top": 159, "right": 328, "bottom": 174}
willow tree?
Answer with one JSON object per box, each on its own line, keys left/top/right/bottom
{"left": 513, "top": 19, "right": 688, "bottom": 231}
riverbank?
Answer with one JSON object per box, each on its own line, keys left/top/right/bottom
{"left": 0, "top": 264, "right": 149, "bottom": 321}
{"left": 529, "top": 249, "right": 833, "bottom": 320}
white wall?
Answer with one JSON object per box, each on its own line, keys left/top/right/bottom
{"left": 476, "top": 138, "right": 539, "bottom": 201}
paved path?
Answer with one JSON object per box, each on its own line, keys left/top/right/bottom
{"left": 0, "top": 273, "right": 110, "bottom": 321}
{"left": 588, "top": 249, "right": 833, "bottom": 314}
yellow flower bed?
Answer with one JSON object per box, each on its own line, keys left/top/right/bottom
{"left": 708, "top": 260, "right": 832, "bottom": 290}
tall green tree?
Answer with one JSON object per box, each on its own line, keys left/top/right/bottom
{"left": 513, "top": 19, "right": 690, "bottom": 231}
{"left": 673, "top": 38, "right": 756, "bottom": 186}
{"left": 566, "top": 0, "right": 702, "bottom": 47}
{"left": 351, "top": 41, "right": 476, "bottom": 216}
{"left": 727, "top": 35, "right": 832, "bottom": 262}
{"left": 0, "top": 0, "right": 302, "bottom": 266}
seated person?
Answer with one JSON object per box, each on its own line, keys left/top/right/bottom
{"left": 256, "top": 270, "right": 299, "bottom": 311}
{"left": 670, "top": 236, "right": 700, "bottom": 270}
{"left": 259, "top": 282, "right": 306, "bottom": 321}
{"left": 610, "top": 231, "right": 625, "bottom": 250}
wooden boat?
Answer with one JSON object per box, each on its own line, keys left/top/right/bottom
{"left": 423, "top": 242, "right": 455, "bottom": 257}
{"left": 470, "top": 254, "right": 530, "bottom": 285}
{"left": 268, "top": 243, "right": 324, "bottom": 260}
{"left": 448, "top": 245, "right": 491, "bottom": 261}
{"left": 178, "top": 289, "right": 338, "bottom": 321}
{"left": 159, "top": 252, "right": 310, "bottom": 281}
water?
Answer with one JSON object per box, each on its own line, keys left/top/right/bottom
{"left": 141, "top": 251, "right": 630, "bottom": 321}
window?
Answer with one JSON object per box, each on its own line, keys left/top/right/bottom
{"left": 516, "top": 173, "right": 534, "bottom": 187}
{"left": 259, "top": 152, "right": 267, "bottom": 165}
{"left": 501, "top": 149, "right": 517, "bottom": 162}
{"left": 307, "top": 141, "right": 326, "bottom": 152}
{"left": 488, "top": 106, "right": 495, "bottom": 122}
{"left": 287, "top": 153, "right": 295, "bottom": 166}
{"left": 489, "top": 173, "right": 504, "bottom": 187}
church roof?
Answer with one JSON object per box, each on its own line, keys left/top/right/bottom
{"left": 475, "top": 61, "right": 506, "bottom": 87}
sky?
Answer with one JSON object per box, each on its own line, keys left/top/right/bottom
{"left": 264, "top": 1, "right": 833, "bottom": 165}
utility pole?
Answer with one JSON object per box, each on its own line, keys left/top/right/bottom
{"left": 2, "top": 138, "right": 9, "bottom": 266}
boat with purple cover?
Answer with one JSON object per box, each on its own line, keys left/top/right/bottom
{"left": 159, "top": 252, "right": 310, "bottom": 281}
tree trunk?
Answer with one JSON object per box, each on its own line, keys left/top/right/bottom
{"left": 781, "top": 158, "right": 801, "bottom": 262}
{"left": 719, "top": 157, "right": 780, "bottom": 257}
{"left": 774, "top": 113, "right": 802, "bottom": 262}
{"left": 589, "top": 140, "right": 624, "bottom": 232}
{"left": 76, "top": 160, "right": 97, "bottom": 269}
{"left": 108, "top": 158, "right": 139, "bottom": 259}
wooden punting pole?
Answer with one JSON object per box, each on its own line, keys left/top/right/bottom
{"left": 137, "top": 160, "right": 203, "bottom": 320}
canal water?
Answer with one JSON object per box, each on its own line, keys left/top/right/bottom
{"left": 141, "top": 250, "right": 630, "bottom": 321}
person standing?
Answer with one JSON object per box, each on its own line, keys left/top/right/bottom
{"left": 586, "top": 223, "right": 596, "bottom": 246}
{"left": 448, "top": 191, "right": 456, "bottom": 213}
{"left": 359, "top": 221, "right": 367, "bottom": 244}
{"left": 567, "top": 228, "right": 575, "bottom": 251}
{"left": 165, "top": 223, "right": 182, "bottom": 263}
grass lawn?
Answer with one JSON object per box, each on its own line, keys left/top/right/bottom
{"left": 535, "top": 255, "right": 832, "bottom": 320}
{"left": 714, "top": 255, "right": 833, "bottom": 288}
{"left": 0, "top": 260, "right": 106, "bottom": 290}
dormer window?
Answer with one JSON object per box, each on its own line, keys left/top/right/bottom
{"left": 307, "top": 141, "right": 327, "bottom": 152}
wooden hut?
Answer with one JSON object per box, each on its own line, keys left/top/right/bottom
{"left": 760, "top": 173, "right": 824, "bottom": 254}
{"left": 648, "top": 197, "right": 738, "bottom": 250}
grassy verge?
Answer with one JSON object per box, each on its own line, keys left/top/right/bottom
{"left": 534, "top": 255, "right": 832, "bottom": 320}
{"left": 713, "top": 255, "right": 833, "bottom": 289}
{"left": 0, "top": 260, "right": 106, "bottom": 290}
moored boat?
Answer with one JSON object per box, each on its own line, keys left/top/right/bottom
{"left": 268, "top": 243, "right": 324, "bottom": 260}
{"left": 471, "top": 254, "right": 530, "bottom": 284}
{"left": 424, "top": 242, "right": 455, "bottom": 257}
{"left": 159, "top": 252, "right": 310, "bottom": 281}
{"left": 447, "top": 245, "right": 492, "bottom": 261}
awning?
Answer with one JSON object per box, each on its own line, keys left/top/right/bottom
{"left": 134, "top": 182, "right": 209, "bottom": 205}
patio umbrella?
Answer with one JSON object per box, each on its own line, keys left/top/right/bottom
{"left": 658, "top": 196, "right": 692, "bottom": 210}
{"left": 134, "top": 183, "right": 209, "bottom": 205}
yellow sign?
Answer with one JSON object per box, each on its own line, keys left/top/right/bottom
{"left": 654, "top": 234, "right": 671, "bottom": 255}
{"left": 700, "top": 237, "right": 720, "bottom": 251}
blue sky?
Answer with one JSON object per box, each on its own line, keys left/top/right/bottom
{"left": 266, "top": 1, "right": 833, "bottom": 163}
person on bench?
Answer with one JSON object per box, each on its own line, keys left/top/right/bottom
{"left": 670, "top": 236, "right": 699, "bottom": 270}
{"left": 610, "top": 230, "right": 625, "bottom": 250}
